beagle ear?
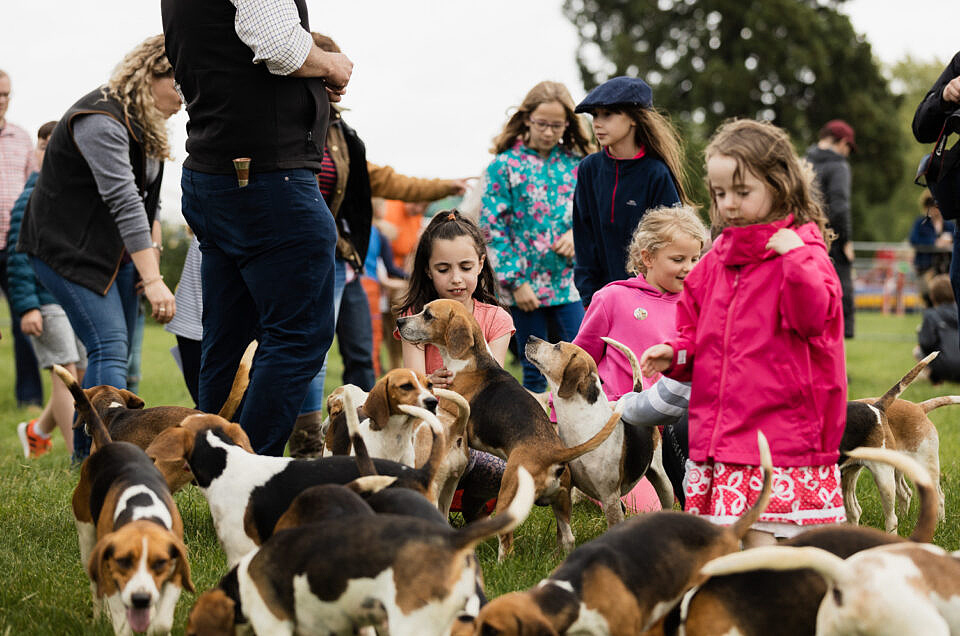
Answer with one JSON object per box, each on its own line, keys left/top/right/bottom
{"left": 168, "top": 536, "right": 195, "bottom": 592}
{"left": 121, "top": 389, "right": 145, "bottom": 409}
{"left": 87, "top": 537, "right": 117, "bottom": 598}
{"left": 223, "top": 422, "right": 254, "bottom": 453}
{"left": 364, "top": 380, "right": 391, "bottom": 431}
{"left": 444, "top": 313, "right": 475, "bottom": 359}
{"left": 557, "top": 354, "right": 589, "bottom": 399}
{"left": 146, "top": 427, "right": 195, "bottom": 465}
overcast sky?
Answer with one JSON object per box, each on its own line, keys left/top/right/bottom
{"left": 2, "top": 1, "right": 958, "bottom": 224}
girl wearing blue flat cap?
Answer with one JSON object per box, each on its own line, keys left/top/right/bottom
{"left": 572, "top": 76, "right": 689, "bottom": 307}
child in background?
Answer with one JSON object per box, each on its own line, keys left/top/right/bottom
{"left": 480, "top": 80, "right": 595, "bottom": 392}
{"left": 917, "top": 274, "right": 960, "bottom": 384}
{"left": 396, "top": 210, "right": 514, "bottom": 519}
{"left": 574, "top": 205, "right": 707, "bottom": 512}
{"left": 572, "top": 76, "right": 689, "bottom": 307}
{"left": 641, "top": 119, "right": 847, "bottom": 547}
{"left": 7, "top": 121, "right": 86, "bottom": 457}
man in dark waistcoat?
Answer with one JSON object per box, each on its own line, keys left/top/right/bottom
{"left": 161, "top": 0, "right": 353, "bottom": 455}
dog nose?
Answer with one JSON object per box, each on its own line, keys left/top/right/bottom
{"left": 131, "top": 592, "right": 152, "bottom": 609}
{"left": 424, "top": 396, "right": 438, "bottom": 413}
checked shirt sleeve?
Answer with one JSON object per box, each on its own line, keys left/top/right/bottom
{"left": 230, "top": 0, "right": 312, "bottom": 76}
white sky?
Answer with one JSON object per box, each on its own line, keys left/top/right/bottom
{"left": 2, "top": 0, "right": 958, "bottom": 224}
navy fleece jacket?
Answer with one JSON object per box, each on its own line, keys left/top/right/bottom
{"left": 572, "top": 149, "right": 680, "bottom": 306}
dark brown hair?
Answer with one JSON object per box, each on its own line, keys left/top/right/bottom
{"left": 491, "top": 81, "right": 595, "bottom": 157}
{"left": 37, "top": 121, "right": 57, "bottom": 140}
{"left": 396, "top": 210, "right": 501, "bottom": 316}
{"left": 705, "top": 118, "right": 831, "bottom": 245}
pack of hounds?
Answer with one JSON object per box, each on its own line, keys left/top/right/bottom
{"left": 60, "top": 299, "right": 960, "bottom": 635}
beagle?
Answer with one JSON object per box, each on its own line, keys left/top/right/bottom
{"left": 145, "top": 392, "right": 447, "bottom": 567}
{"left": 55, "top": 365, "right": 193, "bottom": 636}
{"left": 649, "top": 446, "right": 939, "bottom": 636}
{"left": 471, "top": 432, "right": 773, "bottom": 636}
{"left": 699, "top": 539, "right": 960, "bottom": 635}
{"left": 525, "top": 335, "right": 675, "bottom": 527}
{"left": 187, "top": 467, "right": 536, "bottom": 636}
{"left": 842, "top": 352, "right": 947, "bottom": 533}
{"left": 396, "top": 299, "right": 621, "bottom": 559}
{"left": 414, "top": 388, "right": 472, "bottom": 517}
{"left": 72, "top": 341, "right": 256, "bottom": 454}
{"left": 323, "top": 368, "right": 444, "bottom": 467}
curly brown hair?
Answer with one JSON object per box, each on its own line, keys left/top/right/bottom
{"left": 104, "top": 34, "right": 174, "bottom": 159}
{"left": 491, "top": 81, "right": 595, "bottom": 157}
{"left": 704, "top": 118, "right": 831, "bottom": 245}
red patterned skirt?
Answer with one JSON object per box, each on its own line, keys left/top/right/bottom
{"left": 683, "top": 459, "right": 846, "bottom": 537}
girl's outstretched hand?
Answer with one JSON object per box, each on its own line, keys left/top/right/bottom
{"left": 766, "top": 228, "right": 803, "bottom": 255}
{"left": 640, "top": 344, "right": 674, "bottom": 377}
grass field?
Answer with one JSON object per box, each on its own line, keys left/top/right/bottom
{"left": 0, "top": 309, "right": 958, "bottom": 633}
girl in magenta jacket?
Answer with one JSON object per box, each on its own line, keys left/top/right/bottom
{"left": 641, "top": 119, "right": 847, "bottom": 547}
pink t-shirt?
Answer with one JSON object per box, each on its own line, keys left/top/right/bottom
{"left": 397, "top": 301, "right": 515, "bottom": 374}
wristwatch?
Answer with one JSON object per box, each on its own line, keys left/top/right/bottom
{"left": 151, "top": 241, "right": 164, "bottom": 253}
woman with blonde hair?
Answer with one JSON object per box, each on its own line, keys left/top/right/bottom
{"left": 18, "top": 34, "right": 180, "bottom": 460}
{"left": 480, "top": 80, "right": 595, "bottom": 391}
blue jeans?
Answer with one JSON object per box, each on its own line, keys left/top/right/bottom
{"left": 337, "top": 275, "right": 377, "bottom": 391}
{"left": 299, "top": 258, "right": 347, "bottom": 413}
{"left": 0, "top": 251, "right": 43, "bottom": 406}
{"left": 181, "top": 167, "right": 337, "bottom": 456}
{"left": 510, "top": 301, "right": 585, "bottom": 392}
{"left": 33, "top": 258, "right": 139, "bottom": 459}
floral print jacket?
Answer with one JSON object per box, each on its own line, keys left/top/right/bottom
{"left": 480, "top": 139, "right": 582, "bottom": 307}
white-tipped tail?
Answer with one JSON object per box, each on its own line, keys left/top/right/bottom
{"left": 348, "top": 475, "right": 398, "bottom": 494}
{"left": 701, "top": 546, "right": 847, "bottom": 584}
{"left": 602, "top": 337, "right": 642, "bottom": 390}
{"left": 503, "top": 466, "right": 535, "bottom": 531}
{"left": 398, "top": 404, "right": 445, "bottom": 435}
{"left": 343, "top": 388, "right": 360, "bottom": 438}
{"left": 845, "top": 447, "right": 932, "bottom": 490}
{"left": 433, "top": 388, "right": 470, "bottom": 419}
{"left": 757, "top": 430, "right": 772, "bottom": 473}
{"left": 921, "top": 351, "right": 940, "bottom": 365}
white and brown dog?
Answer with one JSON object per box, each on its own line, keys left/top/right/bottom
{"left": 324, "top": 368, "right": 439, "bottom": 466}
{"left": 57, "top": 365, "right": 193, "bottom": 636}
{"left": 842, "top": 352, "right": 951, "bottom": 533}
{"left": 470, "top": 432, "right": 772, "bottom": 636}
{"left": 187, "top": 467, "right": 536, "bottom": 636}
{"left": 396, "top": 299, "right": 622, "bottom": 559}
{"left": 525, "top": 335, "right": 675, "bottom": 527}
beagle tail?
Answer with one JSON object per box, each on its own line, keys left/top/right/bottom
{"left": 918, "top": 394, "right": 960, "bottom": 415}
{"left": 343, "top": 389, "right": 377, "bottom": 476}
{"left": 452, "top": 466, "right": 535, "bottom": 551}
{"left": 700, "top": 545, "right": 848, "bottom": 587}
{"left": 217, "top": 340, "right": 258, "bottom": 420}
{"left": 729, "top": 431, "right": 773, "bottom": 540}
{"left": 844, "top": 447, "right": 937, "bottom": 543}
{"left": 873, "top": 352, "right": 938, "bottom": 413}
{"left": 434, "top": 388, "right": 471, "bottom": 440}
{"left": 551, "top": 402, "right": 624, "bottom": 464}
{"left": 602, "top": 336, "right": 643, "bottom": 393}
{"left": 53, "top": 364, "right": 112, "bottom": 448}
{"left": 397, "top": 405, "right": 447, "bottom": 502}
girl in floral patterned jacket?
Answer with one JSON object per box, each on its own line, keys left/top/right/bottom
{"left": 480, "top": 81, "right": 596, "bottom": 391}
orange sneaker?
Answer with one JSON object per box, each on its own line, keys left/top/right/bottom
{"left": 17, "top": 420, "right": 52, "bottom": 458}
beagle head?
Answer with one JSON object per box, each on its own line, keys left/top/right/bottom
{"left": 88, "top": 520, "right": 194, "bottom": 632}
{"left": 146, "top": 414, "right": 254, "bottom": 492}
{"left": 77, "top": 385, "right": 146, "bottom": 440}
{"left": 186, "top": 588, "right": 237, "bottom": 636}
{"left": 472, "top": 591, "right": 560, "bottom": 636}
{"left": 525, "top": 337, "right": 601, "bottom": 404}
{"left": 363, "top": 369, "right": 438, "bottom": 429}
{"left": 396, "top": 299, "right": 484, "bottom": 362}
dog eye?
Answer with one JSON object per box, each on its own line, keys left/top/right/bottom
{"left": 151, "top": 558, "right": 169, "bottom": 573}
{"left": 400, "top": 383, "right": 415, "bottom": 391}
{"left": 424, "top": 310, "right": 433, "bottom": 320}
{"left": 115, "top": 556, "right": 134, "bottom": 570}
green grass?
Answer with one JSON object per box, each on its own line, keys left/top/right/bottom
{"left": 0, "top": 310, "right": 957, "bottom": 633}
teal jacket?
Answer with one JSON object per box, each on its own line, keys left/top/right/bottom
{"left": 6, "top": 172, "right": 58, "bottom": 317}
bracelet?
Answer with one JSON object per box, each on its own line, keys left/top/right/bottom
{"left": 151, "top": 241, "right": 164, "bottom": 253}
{"left": 142, "top": 275, "right": 164, "bottom": 287}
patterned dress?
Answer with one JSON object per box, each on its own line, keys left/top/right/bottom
{"left": 480, "top": 139, "right": 582, "bottom": 306}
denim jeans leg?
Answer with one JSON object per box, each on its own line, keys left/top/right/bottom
{"left": 300, "top": 257, "right": 347, "bottom": 413}
{"left": 32, "top": 258, "right": 137, "bottom": 459}
{"left": 337, "top": 275, "right": 377, "bottom": 391}
{"left": 549, "top": 301, "right": 585, "bottom": 342}
{"left": 0, "top": 251, "right": 43, "bottom": 405}
{"left": 509, "top": 306, "right": 550, "bottom": 392}
{"left": 183, "top": 168, "right": 336, "bottom": 456}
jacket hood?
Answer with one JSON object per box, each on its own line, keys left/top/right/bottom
{"left": 603, "top": 275, "right": 680, "bottom": 301}
{"left": 715, "top": 214, "right": 826, "bottom": 266}
{"left": 935, "top": 303, "right": 959, "bottom": 328}
{"left": 806, "top": 145, "right": 845, "bottom": 165}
